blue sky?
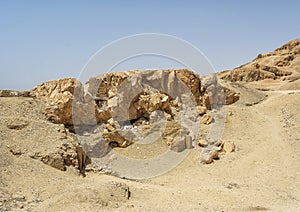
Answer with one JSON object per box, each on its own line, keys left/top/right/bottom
{"left": 1, "top": 0, "right": 299, "bottom": 90}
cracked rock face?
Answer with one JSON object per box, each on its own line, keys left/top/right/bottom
{"left": 32, "top": 69, "right": 239, "bottom": 148}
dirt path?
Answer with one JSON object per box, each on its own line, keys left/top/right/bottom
{"left": 129, "top": 90, "right": 300, "bottom": 211}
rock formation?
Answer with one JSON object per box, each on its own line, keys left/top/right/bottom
{"left": 32, "top": 69, "right": 239, "bottom": 150}
{"left": 219, "top": 38, "right": 300, "bottom": 82}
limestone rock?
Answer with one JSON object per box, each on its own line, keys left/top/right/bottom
{"left": 198, "top": 139, "right": 208, "bottom": 147}
{"left": 200, "top": 74, "right": 240, "bottom": 108}
{"left": 200, "top": 147, "right": 220, "bottom": 164}
{"left": 32, "top": 70, "right": 237, "bottom": 127}
{"left": 32, "top": 78, "right": 82, "bottom": 101}
{"left": 32, "top": 70, "right": 204, "bottom": 127}
{"left": 222, "top": 142, "right": 236, "bottom": 153}
{"left": 32, "top": 78, "right": 93, "bottom": 126}
{"left": 31, "top": 69, "right": 239, "bottom": 150}
{"left": 170, "top": 134, "right": 193, "bottom": 152}
{"left": 200, "top": 149, "right": 214, "bottom": 164}
{"left": 170, "top": 137, "right": 186, "bottom": 152}
{"left": 201, "top": 114, "right": 213, "bottom": 125}
{"left": 103, "top": 69, "right": 200, "bottom": 122}
{"left": 219, "top": 38, "right": 300, "bottom": 82}
{"left": 102, "top": 130, "right": 132, "bottom": 148}
{"left": 105, "top": 123, "right": 115, "bottom": 132}
{"left": 197, "top": 106, "right": 207, "bottom": 115}
{"left": 224, "top": 87, "right": 240, "bottom": 105}
{"left": 149, "top": 110, "right": 166, "bottom": 123}
{"left": 220, "top": 67, "right": 276, "bottom": 82}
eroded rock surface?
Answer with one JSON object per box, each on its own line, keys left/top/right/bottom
{"left": 219, "top": 38, "right": 300, "bottom": 82}
{"left": 0, "top": 97, "right": 83, "bottom": 173}
{"left": 32, "top": 70, "right": 239, "bottom": 149}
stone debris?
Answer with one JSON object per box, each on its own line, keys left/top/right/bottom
{"left": 201, "top": 114, "right": 213, "bottom": 125}
{"left": 170, "top": 137, "right": 186, "bottom": 152}
{"left": 197, "top": 106, "right": 207, "bottom": 115}
{"left": 224, "top": 88, "right": 240, "bottom": 105}
{"left": 200, "top": 149, "right": 214, "bottom": 164}
{"left": 102, "top": 130, "right": 132, "bottom": 148}
{"left": 222, "top": 142, "right": 236, "bottom": 153}
{"left": 198, "top": 139, "right": 208, "bottom": 147}
{"left": 200, "top": 146, "right": 220, "bottom": 164}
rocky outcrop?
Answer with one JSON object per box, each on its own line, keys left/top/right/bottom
{"left": 32, "top": 69, "right": 239, "bottom": 148}
{"left": 32, "top": 78, "right": 82, "bottom": 125}
{"left": 219, "top": 38, "right": 300, "bottom": 82}
{"left": 88, "top": 69, "right": 204, "bottom": 122}
{"left": 32, "top": 70, "right": 204, "bottom": 125}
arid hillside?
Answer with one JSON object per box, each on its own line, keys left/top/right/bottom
{"left": 219, "top": 38, "right": 300, "bottom": 90}
{"left": 0, "top": 38, "right": 300, "bottom": 211}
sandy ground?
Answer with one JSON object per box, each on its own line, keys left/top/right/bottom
{"left": 0, "top": 81, "right": 300, "bottom": 211}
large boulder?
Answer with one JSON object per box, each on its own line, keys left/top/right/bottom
{"left": 32, "top": 78, "right": 97, "bottom": 126}
{"left": 32, "top": 78, "right": 82, "bottom": 125}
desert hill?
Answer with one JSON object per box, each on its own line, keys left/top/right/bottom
{"left": 0, "top": 39, "right": 299, "bottom": 211}
{"left": 219, "top": 38, "right": 300, "bottom": 90}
